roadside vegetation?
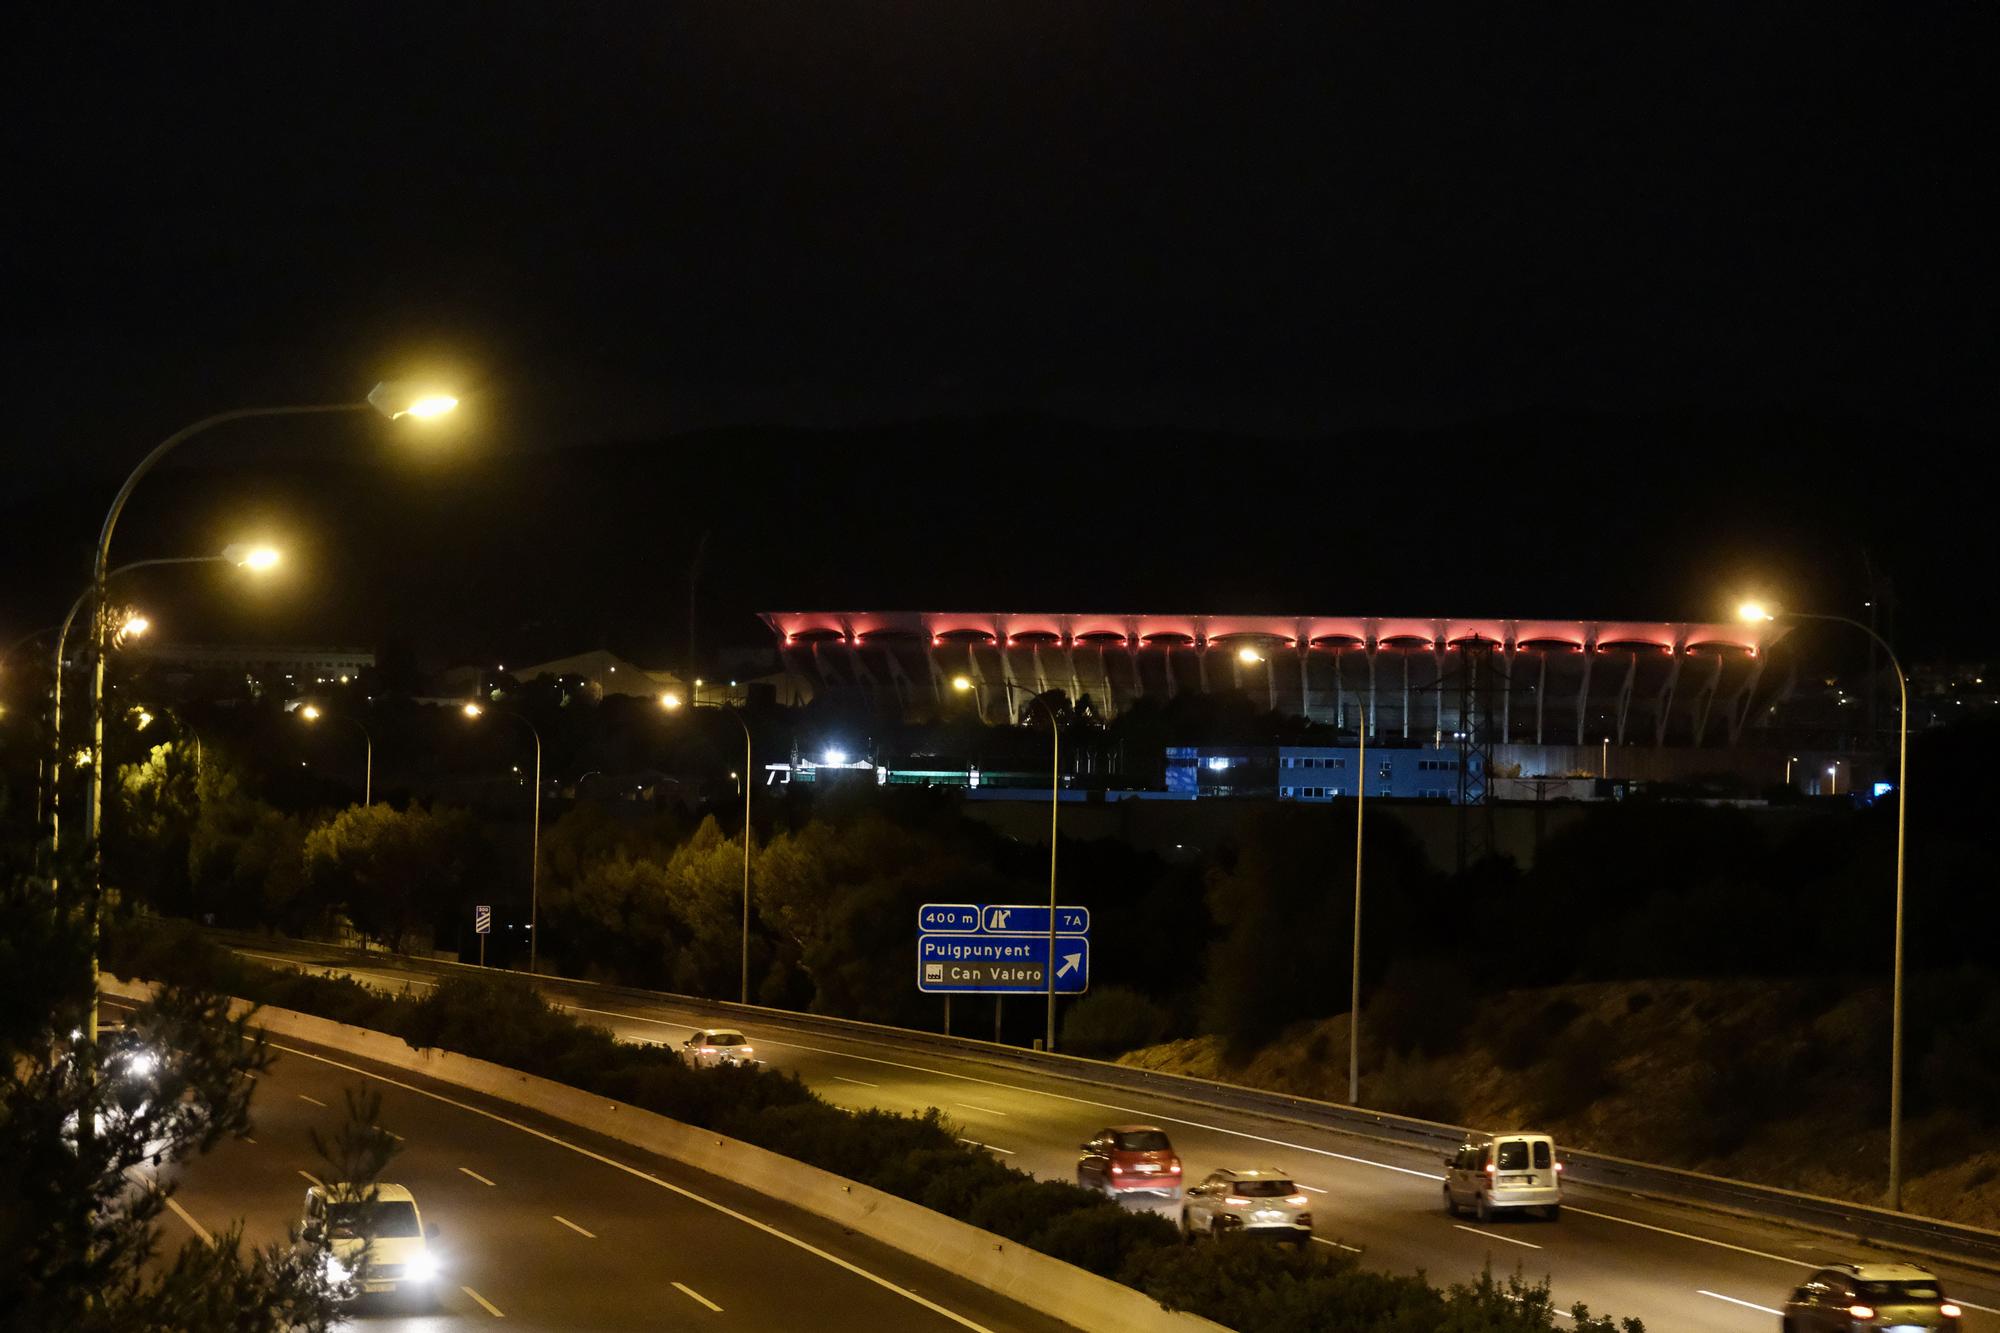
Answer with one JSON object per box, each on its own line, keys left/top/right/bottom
{"left": 108, "top": 920, "right": 1642, "bottom": 1332}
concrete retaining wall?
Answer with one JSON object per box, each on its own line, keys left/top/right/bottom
{"left": 103, "top": 976, "right": 1223, "bottom": 1333}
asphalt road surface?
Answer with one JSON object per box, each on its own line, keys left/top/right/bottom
{"left": 112, "top": 994, "right": 1080, "bottom": 1333}
{"left": 216, "top": 941, "right": 2000, "bottom": 1332}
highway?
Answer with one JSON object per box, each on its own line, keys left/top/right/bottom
{"left": 220, "top": 941, "right": 2000, "bottom": 1332}
{"left": 112, "top": 994, "right": 1081, "bottom": 1333}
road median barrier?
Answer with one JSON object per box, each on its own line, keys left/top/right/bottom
{"left": 103, "top": 974, "right": 1225, "bottom": 1333}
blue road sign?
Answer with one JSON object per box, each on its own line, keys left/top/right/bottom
{"left": 917, "top": 903, "right": 982, "bottom": 934}
{"left": 978, "top": 904, "right": 1090, "bottom": 936}
{"left": 918, "top": 934, "right": 1089, "bottom": 995}
{"left": 474, "top": 905, "right": 492, "bottom": 935}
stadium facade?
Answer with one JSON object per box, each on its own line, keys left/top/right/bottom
{"left": 761, "top": 611, "right": 1792, "bottom": 750}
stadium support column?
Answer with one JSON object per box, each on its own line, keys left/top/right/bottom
{"left": 1501, "top": 644, "right": 1513, "bottom": 742}
{"left": 1654, "top": 651, "right": 1683, "bottom": 746}
{"left": 1298, "top": 645, "right": 1313, "bottom": 722}
{"left": 1575, "top": 647, "right": 1595, "bottom": 747}
{"left": 1365, "top": 646, "right": 1378, "bottom": 740}
{"left": 1615, "top": 651, "right": 1638, "bottom": 745}
{"left": 1726, "top": 651, "right": 1769, "bottom": 745}
{"left": 1692, "top": 651, "right": 1724, "bottom": 746}
{"left": 1535, "top": 651, "right": 1547, "bottom": 747}
{"left": 1404, "top": 651, "right": 1414, "bottom": 740}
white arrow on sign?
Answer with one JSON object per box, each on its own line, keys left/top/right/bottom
{"left": 1056, "top": 952, "right": 1082, "bottom": 978}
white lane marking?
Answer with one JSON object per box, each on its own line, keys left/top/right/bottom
{"left": 1955, "top": 1298, "right": 2000, "bottom": 1314}
{"left": 165, "top": 1195, "right": 214, "bottom": 1246}
{"left": 1299, "top": 1184, "right": 1328, "bottom": 1194}
{"left": 673, "top": 1281, "right": 723, "bottom": 1312}
{"left": 385, "top": 1130, "right": 405, "bottom": 1142}
{"left": 461, "top": 1285, "right": 505, "bottom": 1317}
{"left": 242, "top": 1137, "right": 256, "bottom": 1145}
{"left": 1454, "top": 1224, "right": 1542, "bottom": 1250}
{"left": 458, "top": 1166, "right": 497, "bottom": 1187}
{"left": 298, "top": 1170, "right": 324, "bottom": 1188}
{"left": 833, "top": 1075, "right": 879, "bottom": 1088}
{"left": 1312, "top": 1237, "right": 1362, "bottom": 1253}
{"left": 1696, "top": 1290, "right": 1783, "bottom": 1316}
{"left": 553, "top": 1214, "right": 596, "bottom": 1238}
{"left": 297, "top": 1094, "right": 328, "bottom": 1107}
{"left": 958, "top": 1138, "right": 1017, "bottom": 1155}
{"left": 1564, "top": 1205, "right": 1804, "bottom": 1268}
{"left": 272, "top": 1043, "right": 1003, "bottom": 1333}
{"left": 955, "top": 1101, "right": 1008, "bottom": 1117}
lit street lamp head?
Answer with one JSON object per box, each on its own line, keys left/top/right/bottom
{"left": 1738, "top": 601, "right": 1775, "bottom": 623}
{"left": 367, "top": 381, "right": 461, "bottom": 421}
{"left": 300, "top": 704, "right": 322, "bottom": 721}
{"left": 223, "top": 543, "right": 282, "bottom": 571}
{"left": 118, "top": 613, "right": 150, "bottom": 641}
{"left": 659, "top": 692, "right": 682, "bottom": 710}
{"left": 1237, "top": 646, "right": 1265, "bottom": 664}
{"left": 951, "top": 675, "right": 973, "bottom": 692}
{"left": 462, "top": 702, "right": 483, "bottom": 718}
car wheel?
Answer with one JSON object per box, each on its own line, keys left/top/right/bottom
{"left": 1474, "top": 1193, "right": 1491, "bottom": 1223}
{"left": 1443, "top": 1185, "right": 1460, "bottom": 1218}
{"left": 1544, "top": 1204, "right": 1561, "bottom": 1222}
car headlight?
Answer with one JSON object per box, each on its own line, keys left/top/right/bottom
{"left": 327, "top": 1256, "right": 353, "bottom": 1285}
{"left": 404, "top": 1251, "right": 439, "bottom": 1283}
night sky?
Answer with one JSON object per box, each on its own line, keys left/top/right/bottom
{"left": 7, "top": 5, "right": 1995, "bottom": 661}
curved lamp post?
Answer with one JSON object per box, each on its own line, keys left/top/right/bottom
{"left": 1742, "top": 599, "right": 1908, "bottom": 1209}
{"left": 953, "top": 674, "right": 1062, "bottom": 1051}
{"left": 661, "top": 691, "right": 755, "bottom": 1004}
{"left": 300, "top": 704, "right": 373, "bottom": 807}
{"left": 464, "top": 703, "right": 541, "bottom": 974}
{"left": 51, "top": 546, "right": 279, "bottom": 859}
{"left": 82, "top": 385, "right": 453, "bottom": 1041}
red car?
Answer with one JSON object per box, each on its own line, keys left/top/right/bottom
{"left": 1077, "top": 1125, "right": 1182, "bottom": 1199}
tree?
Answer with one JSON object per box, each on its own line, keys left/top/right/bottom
{"left": 302, "top": 803, "right": 479, "bottom": 951}
{"left": 0, "top": 867, "right": 394, "bottom": 1330}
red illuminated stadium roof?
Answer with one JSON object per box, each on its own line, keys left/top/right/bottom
{"left": 759, "top": 611, "right": 1779, "bottom": 654}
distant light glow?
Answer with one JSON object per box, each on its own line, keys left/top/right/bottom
{"left": 1737, "top": 601, "right": 1773, "bottom": 623}
{"left": 823, "top": 748, "right": 848, "bottom": 766}
{"left": 1236, "top": 646, "right": 1264, "bottom": 664}
{"left": 659, "top": 692, "right": 682, "bottom": 710}
{"left": 120, "top": 614, "right": 151, "bottom": 638}
{"left": 300, "top": 704, "right": 322, "bottom": 721}
{"left": 951, "top": 675, "right": 974, "bottom": 692}
{"left": 400, "top": 394, "right": 458, "bottom": 419}
{"left": 462, "top": 703, "right": 483, "bottom": 718}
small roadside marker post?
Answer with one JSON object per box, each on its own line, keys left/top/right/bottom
{"left": 475, "top": 904, "right": 491, "bottom": 967}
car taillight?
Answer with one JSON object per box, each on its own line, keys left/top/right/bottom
{"left": 1846, "top": 1305, "right": 1874, "bottom": 1320}
{"left": 1110, "top": 1165, "right": 1122, "bottom": 1175}
{"left": 1485, "top": 1163, "right": 1497, "bottom": 1175}
{"left": 1554, "top": 1161, "right": 1564, "bottom": 1173}
{"left": 1168, "top": 1157, "right": 1181, "bottom": 1172}
{"left": 1941, "top": 1303, "right": 1962, "bottom": 1319}
{"left": 1285, "top": 1194, "right": 1308, "bottom": 1205}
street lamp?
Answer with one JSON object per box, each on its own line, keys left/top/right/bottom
{"left": 463, "top": 702, "right": 542, "bottom": 974}
{"left": 1741, "top": 598, "right": 1909, "bottom": 1208}
{"left": 82, "top": 385, "right": 454, "bottom": 1042}
{"left": 954, "top": 674, "right": 1063, "bottom": 1050}
{"left": 48, "top": 546, "right": 281, "bottom": 863}
{"left": 661, "top": 691, "right": 754, "bottom": 1004}
{"left": 299, "top": 703, "right": 373, "bottom": 807}
{"left": 1349, "top": 682, "right": 1367, "bottom": 1105}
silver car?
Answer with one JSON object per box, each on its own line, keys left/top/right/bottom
{"left": 681, "top": 1028, "right": 756, "bottom": 1068}
{"left": 1179, "top": 1169, "right": 1312, "bottom": 1242}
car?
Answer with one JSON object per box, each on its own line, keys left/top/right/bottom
{"left": 1442, "top": 1132, "right": 1562, "bottom": 1221}
{"left": 301, "top": 1182, "right": 442, "bottom": 1301}
{"left": 1179, "top": 1168, "right": 1312, "bottom": 1242}
{"left": 681, "top": 1028, "right": 756, "bottom": 1068}
{"left": 1781, "top": 1262, "right": 1963, "bottom": 1331}
{"left": 1077, "top": 1125, "right": 1182, "bottom": 1200}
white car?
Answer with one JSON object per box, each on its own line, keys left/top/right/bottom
{"left": 302, "top": 1182, "right": 441, "bottom": 1300}
{"left": 1442, "top": 1132, "right": 1562, "bottom": 1221}
{"left": 1179, "top": 1169, "right": 1312, "bottom": 1242}
{"left": 681, "top": 1028, "right": 756, "bottom": 1068}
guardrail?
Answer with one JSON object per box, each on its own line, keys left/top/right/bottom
{"left": 206, "top": 929, "right": 2000, "bottom": 1271}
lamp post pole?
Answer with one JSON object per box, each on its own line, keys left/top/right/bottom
{"left": 1350, "top": 688, "right": 1367, "bottom": 1106}
{"left": 725, "top": 709, "right": 752, "bottom": 1005}
{"left": 1761, "top": 608, "right": 1909, "bottom": 1208}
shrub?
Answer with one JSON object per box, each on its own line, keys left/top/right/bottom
{"left": 1492, "top": 996, "right": 1583, "bottom": 1072}
{"left": 965, "top": 1178, "right": 1101, "bottom": 1245}
{"left": 1060, "top": 986, "right": 1171, "bottom": 1057}
{"left": 1523, "top": 1018, "right": 1618, "bottom": 1122}
{"left": 1034, "top": 1204, "right": 1177, "bottom": 1278}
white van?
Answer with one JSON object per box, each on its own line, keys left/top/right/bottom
{"left": 1442, "top": 1132, "right": 1562, "bottom": 1221}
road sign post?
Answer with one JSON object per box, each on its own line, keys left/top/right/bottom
{"left": 475, "top": 904, "right": 491, "bottom": 967}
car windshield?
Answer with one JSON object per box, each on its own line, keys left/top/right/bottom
{"left": 1113, "top": 1131, "right": 1171, "bottom": 1152}
{"left": 1857, "top": 1280, "right": 1942, "bottom": 1302}
{"left": 1496, "top": 1141, "right": 1531, "bottom": 1170}
{"left": 1231, "top": 1179, "right": 1296, "bottom": 1197}
{"left": 326, "top": 1200, "right": 420, "bottom": 1240}
{"left": 709, "top": 1033, "right": 746, "bottom": 1046}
